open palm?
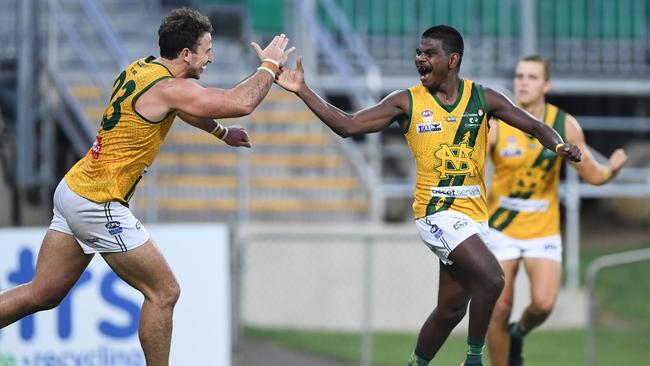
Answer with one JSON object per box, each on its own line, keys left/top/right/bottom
{"left": 276, "top": 56, "right": 305, "bottom": 93}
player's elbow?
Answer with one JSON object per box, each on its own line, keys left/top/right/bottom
{"left": 233, "top": 102, "right": 256, "bottom": 117}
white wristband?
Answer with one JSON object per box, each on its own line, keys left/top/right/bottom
{"left": 221, "top": 127, "right": 229, "bottom": 140}
{"left": 263, "top": 58, "right": 279, "bottom": 67}
{"left": 257, "top": 66, "right": 276, "bottom": 78}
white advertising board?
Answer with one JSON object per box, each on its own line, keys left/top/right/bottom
{"left": 0, "top": 224, "right": 230, "bottom": 366}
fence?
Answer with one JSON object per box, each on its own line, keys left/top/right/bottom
{"left": 233, "top": 224, "right": 589, "bottom": 366}
{"left": 585, "top": 248, "right": 650, "bottom": 366}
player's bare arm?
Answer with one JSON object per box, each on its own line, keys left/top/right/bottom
{"left": 176, "top": 111, "right": 251, "bottom": 148}
{"left": 564, "top": 114, "right": 627, "bottom": 185}
{"left": 138, "top": 34, "right": 294, "bottom": 120}
{"left": 275, "top": 57, "right": 409, "bottom": 137}
{"left": 484, "top": 87, "right": 582, "bottom": 162}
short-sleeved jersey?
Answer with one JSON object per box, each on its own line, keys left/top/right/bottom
{"left": 488, "top": 103, "right": 566, "bottom": 239}
{"left": 405, "top": 80, "right": 491, "bottom": 221}
{"left": 66, "top": 56, "right": 176, "bottom": 204}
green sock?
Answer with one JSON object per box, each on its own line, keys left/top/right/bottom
{"left": 464, "top": 337, "right": 484, "bottom": 365}
{"left": 509, "top": 322, "right": 529, "bottom": 339}
{"left": 406, "top": 347, "right": 432, "bottom": 366}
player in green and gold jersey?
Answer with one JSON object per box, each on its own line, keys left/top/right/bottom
{"left": 275, "top": 26, "right": 581, "bottom": 366}
{"left": 0, "top": 8, "right": 294, "bottom": 365}
{"left": 486, "top": 55, "right": 627, "bottom": 366}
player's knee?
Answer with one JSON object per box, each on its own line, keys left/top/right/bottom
{"left": 483, "top": 272, "right": 505, "bottom": 298}
{"left": 530, "top": 297, "right": 555, "bottom": 316}
{"left": 152, "top": 279, "right": 180, "bottom": 308}
{"left": 30, "top": 283, "right": 66, "bottom": 311}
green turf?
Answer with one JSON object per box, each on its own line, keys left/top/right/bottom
{"left": 244, "top": 241, "right": 650, "bottom": 365}
{"left": 244, "top": 327, "right": 587, "bottom": 366}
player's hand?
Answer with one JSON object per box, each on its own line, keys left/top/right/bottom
{"left": 276, "top": 56, "right": 305, "bottom": 94}
{"left": 609, "top": 148, "right": 627, "bottom": 173}
{"left": 557, "top": 143, "right": 582, "bottom": 162}
{"left": 250, "top": 34, "right": 296, "bottom": 67}
{"left": 223, "top": 125, "right": 251, "bottom": 148}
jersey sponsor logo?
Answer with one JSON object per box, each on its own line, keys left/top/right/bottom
{"left": 499, "top": 196, "right": 549, "bottom": 212}
{"left": 434, "top": 143, "right": 477, "bottom": 178}
{"left": 105, "top": 221, "right": 124, "bottom": 236}
{"left": 500, "top": 147, "right": 523, "bottom": 157}
{"left": 417, "top": 122, "right": 442, "bottom": 134}
{"left": 91, "top": 135, "right": 103, "bottom": 160}
{"left": 430, "top": 185, "right": 481, "bottom": 198}
{"left": 445, "top": 116, "right": 458, "bottom": 122}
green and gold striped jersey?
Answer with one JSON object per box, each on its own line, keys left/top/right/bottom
{"left": 405, "top": 80, "right": 491, "bottom": 221}
{"left": 488, "top": 103, "right": 566, "bottom": 238}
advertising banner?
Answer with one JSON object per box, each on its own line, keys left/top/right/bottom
{"left": 0, "top": 224, "right": 230, "bottom": 366}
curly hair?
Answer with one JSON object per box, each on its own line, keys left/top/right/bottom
{"left": 158, "top": 8, "right": 213, "bottom": 59}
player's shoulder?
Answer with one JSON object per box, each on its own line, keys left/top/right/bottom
{"left": 381, "top": 89, "right": 410, "bottom": 108}
{"left": 548, "top": 103, "right": 578, "bottom": 125}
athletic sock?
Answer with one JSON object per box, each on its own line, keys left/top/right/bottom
{"left": 406, "top": 346, "right": 432, "bottom": 366}
{"left": 509, "top": 322, "right": 529, "bottom": 339}
{"left": 464, "top": 337, "right": 484, "bottom": 365}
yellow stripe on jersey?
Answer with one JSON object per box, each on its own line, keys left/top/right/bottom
{"left": 65, "top": 56, "right": 176, "bottom": 204}
{"left": 405, "top": 80, "right": 491, "bottom": 221}
{"left": 488, "top": 103, "right": 566, "bottom": 239}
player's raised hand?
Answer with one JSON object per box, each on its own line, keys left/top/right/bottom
{"left": 250, "top": 34, "right": 296, "bottom": 67}
{"left": 275, "top": 56, "right": 305, "bottom": 94}
{"left": 609, "top": 148, "right": 627, "bottom": 173}
{"left": 557, "top": 143, "right": 582, "bottom": 162}
{"left": 223, "top": 125, "right": 251, "bottom": 148}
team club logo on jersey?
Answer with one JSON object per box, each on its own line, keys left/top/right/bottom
{"left": 417, "top": 122, "right": 442, "bottom": 134}
{"left": 501, "top": 136, "right": 523, "bottom": 157}
{"left": 434, "top": 143, "right": 477, "bottom": 179}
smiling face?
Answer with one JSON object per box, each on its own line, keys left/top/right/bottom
{"left": 182, "top": 32, "right": 213, "bottom": 79}
{"left": 514, "top": 60, "right": 550, "bottom": 107}
{"left": 414, "top": 38, "right": 457, "bottom": 89}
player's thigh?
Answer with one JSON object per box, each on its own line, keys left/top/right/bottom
{"left": 449, "top": 234, "right": 503, "bottom": 281}
{"left": 33, "top": 230, "right": 94, "bottom": 299}
{"left": 101, "top": 239, "right": 179, "bottom": 300}
{"left": 523, "top": 257, "right": 561, "bottom": 308}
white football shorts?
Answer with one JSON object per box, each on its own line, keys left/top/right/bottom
{"left": 49, "top": 179, "right": 150, "bottom": 254}
{"left": 415, "top": 210, "right": 491, "bottom": 265}
{"left": 487, "top": 228, "right": 562, "bottom": 262}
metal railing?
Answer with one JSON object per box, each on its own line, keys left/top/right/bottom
{"left": 80, "top": 0, "right": 129, "bottom": 70}
{"left": 284, "top": 0, "right": 650, "bottom": 94}
{"left": 585, "top": 248, "right": 650, "bottom": 366}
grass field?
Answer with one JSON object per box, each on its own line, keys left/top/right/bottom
{"left": 244, "top": 240, "right": 650, "bottom": 365}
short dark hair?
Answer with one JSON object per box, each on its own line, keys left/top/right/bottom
{"left": 158, "top": 8, "right": 213, "bottom": 59}
{"left": 421, "top": 25, "right": 464, "bottom": 68}
{"left": 520, "top": 54, "right": 551, "bottom": 80}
